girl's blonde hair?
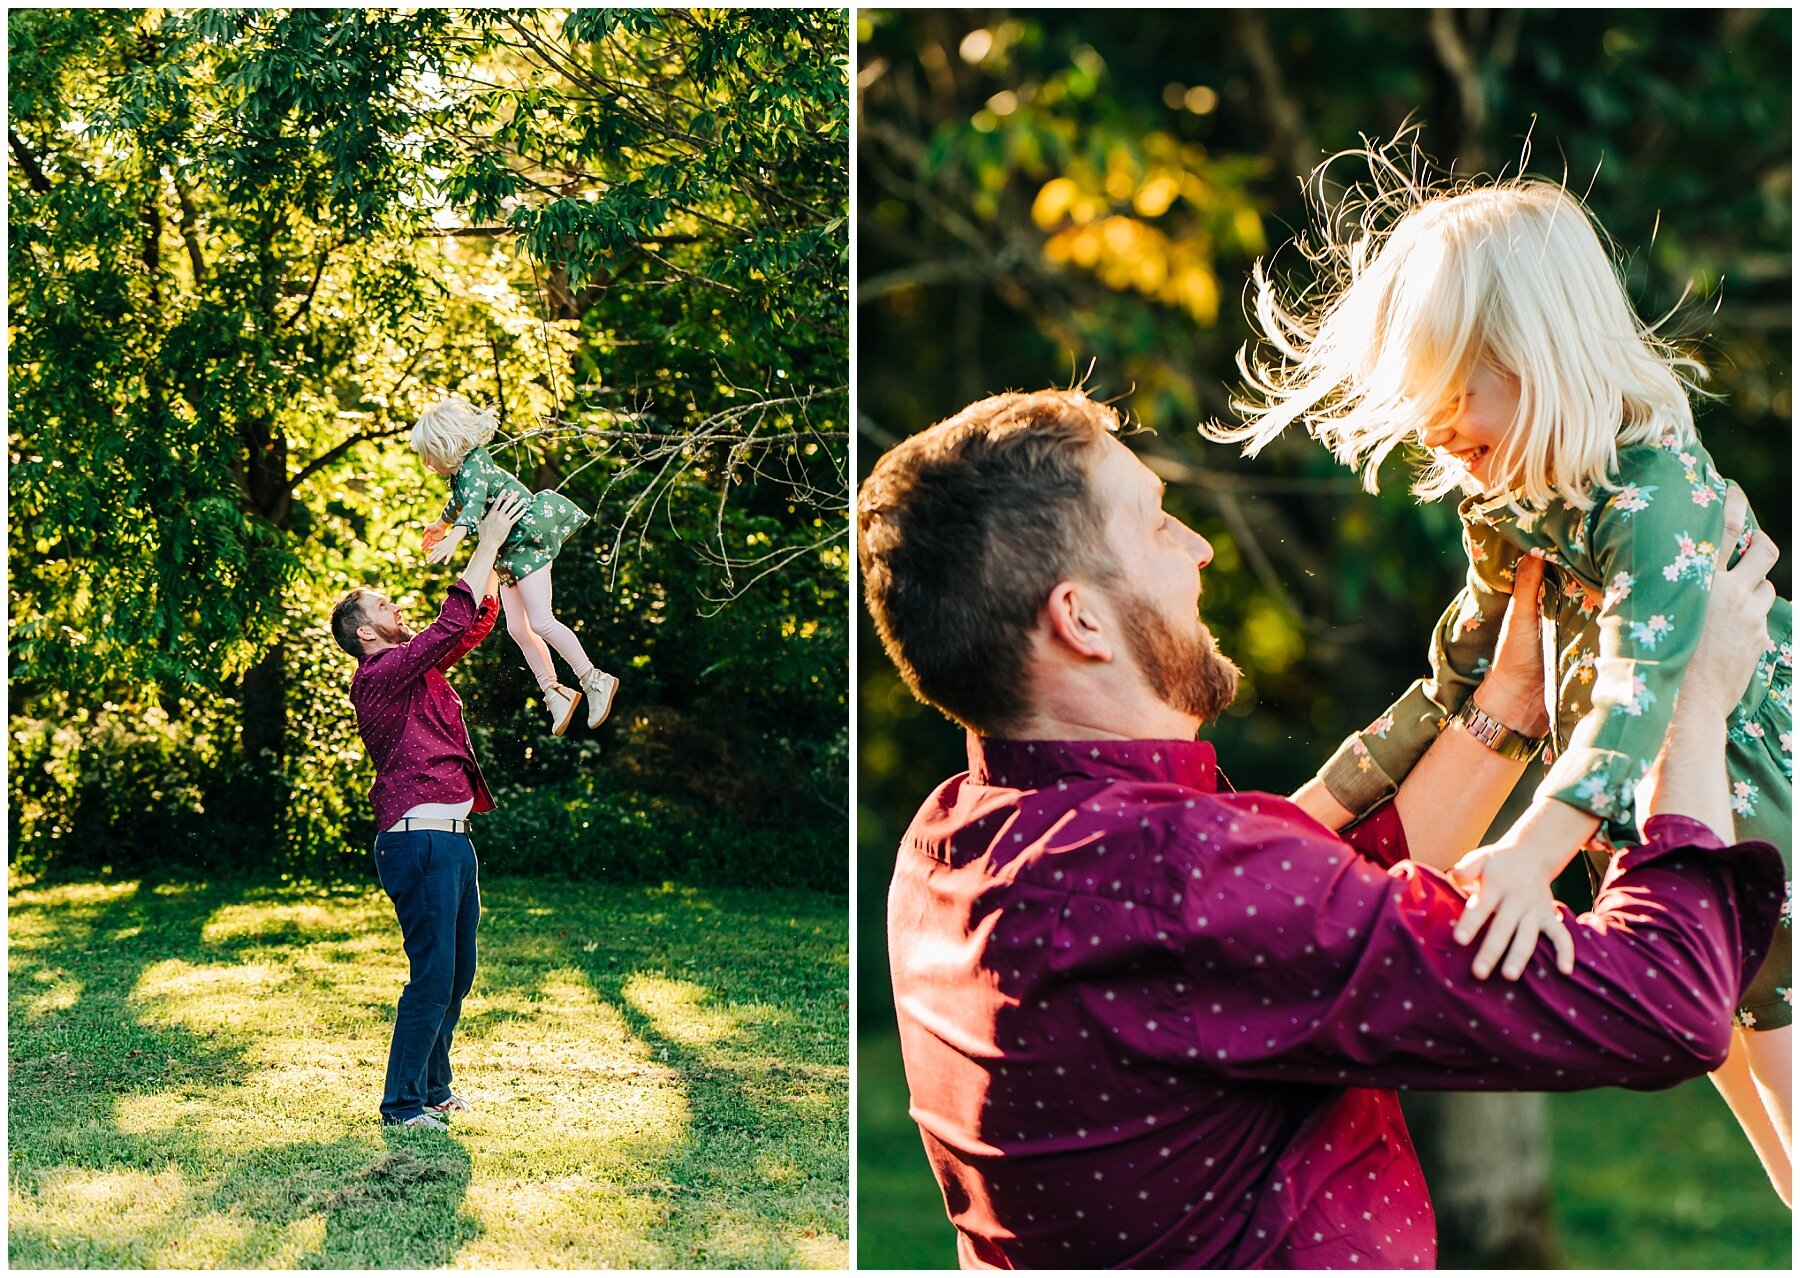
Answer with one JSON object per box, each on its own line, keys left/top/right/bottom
{"left": 1215, "top": 142, "right": 1708, "bottom": 512}
{"left": 411, "top": 396, "right": 500, "bottom": 472}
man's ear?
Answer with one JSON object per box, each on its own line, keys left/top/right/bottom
{"left": 1043, "top": 580, "right": 1113, "bottom": 662}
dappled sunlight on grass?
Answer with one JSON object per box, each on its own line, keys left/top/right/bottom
{"left": 622, "top": 971, "right": 762, "bottom": 1046}
{"left": 134, "top": 958, "right": 293, "bottom": 1010}
{"left": 9, "top": 1167, "right": 190, "bottom": 1267}
{"left": 456, "top": 1180, "right": 676, "bottom": 1269}
{"left": 199, "top": 899, "right": 352, "bottom": 944}
{"left": 666, "top": 1198, "right": 847, "bottom": 1268}
{"left": 10, "top": 876, "right": 846, "bottom": 1268}
{"left": 15, "top": 966, "right": 82, "bottom": 1021}
{"left": 112, "top": 1093, "right": 219, "bottom": 1135}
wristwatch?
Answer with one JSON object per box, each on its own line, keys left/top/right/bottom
{"left": 1450, "top": 699, "right": 1547, "bottom": 762}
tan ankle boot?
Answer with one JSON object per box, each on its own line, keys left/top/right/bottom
{"left": 543, "top": 682, "right": 582, "bottom": 737}
{"left": 580, "top": 669, "right": 619, "bottom": 729}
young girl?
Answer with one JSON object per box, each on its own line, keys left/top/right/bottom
{"left": 1215, "top": 161, "right": 1792, "bottom": 1201}
{"left": 414, "top": 396, "right": 620, "bottom": 736}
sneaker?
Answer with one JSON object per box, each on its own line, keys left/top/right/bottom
{"left": 580, "top": 669, "right": 620, "bottom": 729}
{"left": 543, "top": 682, "right": 582, "bottom": 737}
{"left": 427, "top": 1093, "right": 473, "bottom": 1116}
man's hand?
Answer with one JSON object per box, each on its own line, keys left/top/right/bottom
{"left": 457, "top": 491, "right": 530, "bottom": 597}
{"left": 425, "top": 524, "right": 467, "bottom": 565}
{"left": 1641, "top": 486, "right": 1780, "bottom": 839}
{"left": 477, "top": 490, "right": 531, "bottom": 546}
{"left": 1686, "top": 485, "right": 1779, "bottom": 719}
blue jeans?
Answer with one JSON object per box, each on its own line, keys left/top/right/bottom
{"left": 373, "top": 829, "right": 480, "bottom": 1123}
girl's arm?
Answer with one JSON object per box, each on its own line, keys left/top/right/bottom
{"left": 1537, "top": 445, "right": 1742, "bottom": 842}
{"left": 1449, "top": 467, "right": 1755, "bottom": 982}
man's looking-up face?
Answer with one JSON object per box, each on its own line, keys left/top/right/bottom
{"left": 1085, "top": 436, "right": 1241, "bottom": 725}
{"left": 358, "top": 592, "right": 415, "bottom": 650}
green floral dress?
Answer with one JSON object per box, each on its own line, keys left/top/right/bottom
{"left": 440, "top": 446, "right": 589, "bottom": 587}
{"left": 1316, "top": 432, "right": 1792, "bottom": 1029}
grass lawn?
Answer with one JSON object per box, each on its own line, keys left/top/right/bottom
{"left": 856, "top": 1027, "right": 1789, "bottom": 1269}
{"left": 9, "top": 872, "right": 847, "bottom": 1269}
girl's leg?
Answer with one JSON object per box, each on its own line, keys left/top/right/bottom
{"left": 1745, "top": 1024, "right": 1793, "bottom": 1154}
{"left": 1710, "top": 1028, "right": 1793, "bottom": 1206}
{"left": 517, "top": 566, "right": 596, "bottom": 681}
{"left": 500, "top": 582, "right": 559, "bottom": 691}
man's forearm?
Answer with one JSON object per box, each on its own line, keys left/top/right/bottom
{"left": 1393, "top": 710, "right": 1532, "bottom": 871}
{"left": 1642, "top": 690, "right": 1735, "bottom": 840}
{"left": 459, "top": 532, "right": 505, "bottom": 596}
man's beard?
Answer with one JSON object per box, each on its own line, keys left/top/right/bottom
{"left": 373, "top": 615, "right": 414, "bottom": 645}
{"left": 1116, "top": 591, "right": 1240, "bottom": 724}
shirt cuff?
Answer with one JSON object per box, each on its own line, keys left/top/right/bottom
{"left": 1603, "top": 814, "right": 1787, "bottom": 1005}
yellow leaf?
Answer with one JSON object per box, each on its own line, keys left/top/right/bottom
{"left": 1031, "top": 177, "right": 1079, "bottom": 230}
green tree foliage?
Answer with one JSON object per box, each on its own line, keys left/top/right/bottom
{"left": 9, "top": 8, "right": 848, "bottom": 885}
{"left": 857, "top": 8, "right": 1791, "bottom": 994}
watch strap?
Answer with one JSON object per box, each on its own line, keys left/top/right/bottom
{"left": 1451, "top": 700, "right": 1546, "bottom": 762}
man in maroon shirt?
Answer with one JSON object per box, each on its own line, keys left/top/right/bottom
{"left": 858, "top": 390, "right": 1786, "bottom": 1267}
{"left": 330, "top": 490, "right": 528, "bottom": 1128}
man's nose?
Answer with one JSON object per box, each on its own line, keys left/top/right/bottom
{"left": 1185, "top": 525, "right": 1214, "bottom": 569}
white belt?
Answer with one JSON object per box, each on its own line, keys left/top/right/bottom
{"left": 385, "top": 817, "right": 469, "bottom": 834}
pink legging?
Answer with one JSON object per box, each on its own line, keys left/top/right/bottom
{"left": 499, "top": 567, "right": 594, "bottom": 693}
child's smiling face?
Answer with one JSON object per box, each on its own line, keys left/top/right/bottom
{"left": 1420, "top": 362, "right": 1523, "bottom": 490}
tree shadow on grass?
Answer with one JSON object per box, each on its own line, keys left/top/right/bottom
{"left": 474, "top": 879, "right": 848, "bottom": 1268}
{"left": 204, "top": 1129, "right": 477, "bottom": 1269}
{"left": 8, "top": 870, "right": 480, "bottom": 1268}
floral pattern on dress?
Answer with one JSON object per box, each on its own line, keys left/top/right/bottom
{"left": 1663, "top": 533, "right": 1717, "bottom": 587}
{"left": 1608, "top": 483, "right": 1656, "bottom": 516}
{"left": 439, "top": 446, "right": 590, "bottom": 586}
{"left": 1627, "top": 614, "right": 1672, "bottom": 649}
{"left": 1319, "top": 438, "right": 1791, "bottom": 1028}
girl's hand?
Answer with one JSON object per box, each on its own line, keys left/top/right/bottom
{"left": 1448, "top": 838, "right": 1575, "bottom": 981}
{"left": 1447, "top": 797, "right": 1595, "bottom": 980}
{"left": 425, "top": 524, "right": 467, "bottom": 565}
{"left": 422, "top": 520, "right": 448, "bottom": 554}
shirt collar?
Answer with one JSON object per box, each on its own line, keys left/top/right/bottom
{"left": 967, "top": 732, "right": 1218, "bottom": 792}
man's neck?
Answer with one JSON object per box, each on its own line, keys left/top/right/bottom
{"left": 1006, "top": 691, "right": 1201, "bottom": 744}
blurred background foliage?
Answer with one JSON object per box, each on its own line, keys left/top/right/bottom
{"left": 857, "top": 8, "right": 1790, "bottom": 1268}
{"left": 10, "top": 7, "right": 848, "bottom": 889}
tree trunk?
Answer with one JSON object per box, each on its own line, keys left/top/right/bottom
{"left": 237, "top": 384, "right": 292, "bottom": 842}
{"left": 1401, "top": 767, "right": 1560, "bottom": 1268}
{"left": 1400, "top": 1091, "right": 1559, "bottom": 1267}
{"left": 240, "top": 644, "right": 286, "bottom": 763}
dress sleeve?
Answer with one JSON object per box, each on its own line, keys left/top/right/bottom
{"left": 451, "top": 451, "right": 491, "bottom": 536}
{"left": 1166, "top": 798, "right": 1782, "bottom": 1093}
{"left": 1317, "top": 523, "right": 1517, "bottom": 817}
{"left": 1537, "top": 448, "right": 1732, "bottom": 845}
